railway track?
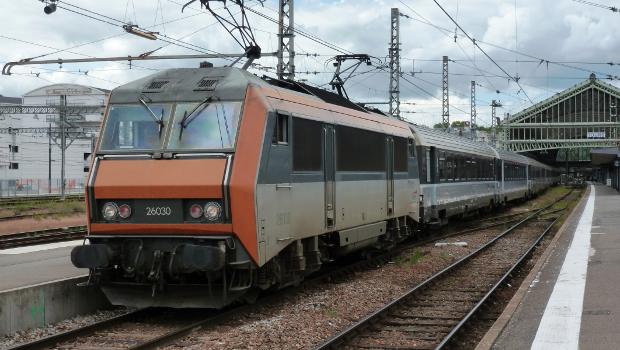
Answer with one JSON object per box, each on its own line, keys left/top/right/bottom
{"left": 5, "top": 191, "right": 576, "bottom": 350}
{"left": 2, "top": 216, "right": 527, "bottom": 349}
{"left": 0, "top": 194, "right": 84, "bottom": 207}
{"left": 0, "top": 211, "right": 81, "bottom": 222}
{"left": 5, "top": 306, "right": 253, "bottom": 350}
{"left": 3, "top": 209, "right": 545, "bottom": 350}
{"left": 0, "top": 226, "right": 87, "bottom": 250}
{"left": 315, "top": 191, "right": 576, "bottom": 350}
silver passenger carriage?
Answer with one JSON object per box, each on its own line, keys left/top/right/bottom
{"left": 496, "top": 149, "right": 530, "bottom": 202}
{"left": 410, "top": 125, "right": 498, "bottom": 225}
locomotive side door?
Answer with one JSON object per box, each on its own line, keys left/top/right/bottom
{"left": 386, "top": 136, "right": 395, "bottom": 216}
{"left": 323, "top": 124, "right": 336, "bottom": 228}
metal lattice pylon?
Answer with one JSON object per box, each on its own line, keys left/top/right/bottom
{"left": 491, "top": 99, "right": 502, "bottom": 147}
{"left": 442, "top": 56, "right": 449, "bottom": 129}
{"left": 277, "top": 0, "right": 295, "bottom": 80}
{"left": 389, "top": 8, "right": 401, "bottom": 120}
{"left": 470, "top": 81, "right": 476, "bottom": 140}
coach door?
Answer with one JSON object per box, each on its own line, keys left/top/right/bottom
{"left": 386, "top": 136, "right": 395, "bottom": 216}
{"left": 323, "top": 125, "right": 336, "bottom": 228}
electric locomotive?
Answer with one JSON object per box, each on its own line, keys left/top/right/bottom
{"left": 72, "top": 66, "right": 419, "bottom": 308}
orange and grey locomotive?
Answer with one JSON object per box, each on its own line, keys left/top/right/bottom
{"left": 71, "top": 66, "right": 557, "bottom": 308}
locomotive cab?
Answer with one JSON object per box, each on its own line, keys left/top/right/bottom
{"left": 73, "top": 67, "right": 263, "bottom": 308}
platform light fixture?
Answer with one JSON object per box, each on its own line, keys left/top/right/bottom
{"left": 43, "top": 0, "right": 57, "bottom": 14}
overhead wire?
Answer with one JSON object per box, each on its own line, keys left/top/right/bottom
{"left": 397, "top": 1, "right": 500, "bottom": 96}
{"left": 572, "top": 0, "right": 619, "bottom": 12}
{"left": 399, "top": 7, "right": 619, "bottom": 80}
{"left": 429, "top": 0, "right": 533, "bottom": 104}
{"left": 54, "top": 1, "right": 237, "bottom": 60}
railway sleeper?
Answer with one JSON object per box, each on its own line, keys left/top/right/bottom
{"left": 380, "top": 324, "right": 454, "bottom": 333}
{"left": 350, "top": 335, "right": 437, "bottom": 348}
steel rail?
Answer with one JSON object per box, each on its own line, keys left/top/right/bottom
{"left": 8, "top": 295, "right": 259, "bottom": 350}
{"left": 126, "top": 304, "right": 256, "bottom": 350}
{"left": 0, "top": 194, "right": 84, "bottom": 206}
{"left": 6, "top": 309, "right": 153, "bottom": 350}
{"left": 0, "top": 226, "right": 87, "bottom": 249}
{"left": 314, "top": 191, "right": 574, "bottom": 350}
{"left": 0, "top": 211, "right": 82, "bottom": 222}
{"left": 475, "top": 208, "right": 537, "bottom": 223}
{"left": 435, "top": 215, "right": 561, "bottom": 349}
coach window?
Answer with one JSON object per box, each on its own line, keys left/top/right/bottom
{"left": 292, "top": 117, "right": 322, "bottom": 171}
{"left": 273, "top": 113, "right": 289, "bottom": 145}
{"left": 438, "top": 151, "right": 446, "bottom": 182}
{"left": 408, "top": 139, "right": 416, "bottom": 157}
{"left": 447, "top": 153, "right": 455, "bottom": 181}
{"left": 394, "top": 137, "right": 408, "bottom": 172}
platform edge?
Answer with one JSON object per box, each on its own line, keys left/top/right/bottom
{"left": 474, "top": 186, "right": 591, "bottom": 350}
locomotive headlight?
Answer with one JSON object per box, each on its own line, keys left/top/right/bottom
{"left": 204, "top": 202, "right": 222, "bottom": 221}
{"left": 102, "top": 202, "right": 119, "bottom": 220}
{"left": 118, "top": 204, "right": 132, "bottom": 219}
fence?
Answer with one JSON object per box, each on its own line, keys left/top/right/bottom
{"left": 0, "top": 178, "right": 85, "bottom": 197}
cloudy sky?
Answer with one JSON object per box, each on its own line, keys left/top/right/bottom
{"left": 1, "top": 0, "right": 620, "bottom": 127}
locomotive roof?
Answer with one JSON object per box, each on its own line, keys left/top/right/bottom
{"left": 107, "top": 66, "right": 411, "bottom": 138}
{"left": 108, "top": 66, "right": 376, "bottom": 114}
{"left": 108, "top": 67, "right": 266, "bottom": 104}
{"left": 409, "top": 124, "right": 497, "bottom": 158}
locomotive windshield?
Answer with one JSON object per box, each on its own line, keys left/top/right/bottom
{"left": 167, "top": 101, "right": 242, "bottom": 150}
{"left": 99, "top": 104, "right": 172, "bottom": 151}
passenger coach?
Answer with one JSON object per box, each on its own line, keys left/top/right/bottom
{"left": 411, "top": 125, "right": 498, "bottom": 225}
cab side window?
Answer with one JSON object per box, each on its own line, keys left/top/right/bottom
{"left": 292, "top": 117, "right": 322, "bottom": 171}
{"left": 272, "top": 113, "right": 289, "bottom": 145}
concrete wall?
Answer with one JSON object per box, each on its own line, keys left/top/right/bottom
{"left": 0, "top": 276, "right": 110, "bottom": 337}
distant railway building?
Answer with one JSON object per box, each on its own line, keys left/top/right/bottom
{"left": 0, "top": 84, "right": 108, "bottom": 196}
{"left": 501, "top": 74, "right": 620, "bottom": 184}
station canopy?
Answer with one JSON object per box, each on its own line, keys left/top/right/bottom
{"left": 502, "top": 74, "right": 620, "bottom": 164}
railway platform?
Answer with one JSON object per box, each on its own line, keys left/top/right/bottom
{"left": 482, "top": 184, "right": 620, "bottom": 350}
{"left": 0, "top": 240, "right": 85, "bottom": 291}
{"left": 0, "top": 240, "right": 110, "bottom": 338}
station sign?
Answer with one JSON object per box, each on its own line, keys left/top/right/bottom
{"left": 587, "top": 131, "right": 606, "bottom": 139}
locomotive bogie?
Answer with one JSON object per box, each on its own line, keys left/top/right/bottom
{"left": 74, "top": 235, "right": 254, "bottom": 308}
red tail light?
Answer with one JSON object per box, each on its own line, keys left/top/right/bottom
{"left": 189, "top": 204, "right": 204, "bottom": 219}
{"left": 118, "top": 204, "right": 132, "bottom": 219}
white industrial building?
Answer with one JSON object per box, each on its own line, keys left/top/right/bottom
{"left": 0, "top": 84, "right": 108, "bottom": 196}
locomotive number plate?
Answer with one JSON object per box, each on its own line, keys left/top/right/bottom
{"left": 146, "top": 206, "right": 172, "bottom": 216}
{"left": 133, "top": 199, "right": 182, "bottom": 223}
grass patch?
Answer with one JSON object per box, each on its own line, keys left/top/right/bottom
{"left": 525, "top": 186, "right": 572, "bottom": 211}
{"left": 396, "top": 249, "right": 426, "bottom": 267}
{"left": 9, "top": 200, "right": 85, "bottom": 218}
{"left": 551, "top": 188, "right": 584, "bottom": 230}
{"left": 325, "top": 308, "right": 338, "bottom": 318}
